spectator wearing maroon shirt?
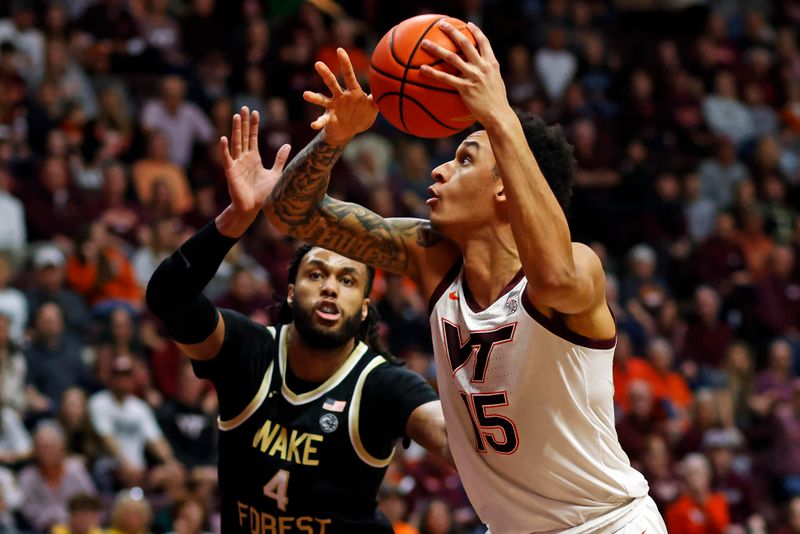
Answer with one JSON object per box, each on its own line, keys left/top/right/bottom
{"left": 640, "top": 434, "right": 682, "bottom": 513}
{"left": 753, "top": 246, "right": 800, "bottom": 339}
{"left": 24, "top": 158, "right": 87, "bottom": 242}
{"left": 616, "top": 380, "right": 668, "bottom": 464}
{"left": 769, "top": 381, "right": 800, "bottom": 501}
{"left": 693, "top": 212, "right": 748, "bottom": 297}
{"left": 681, "top": 286, "right": 733, "bottom": 387}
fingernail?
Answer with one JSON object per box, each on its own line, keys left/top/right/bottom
{"left": 421, "top": 39, "right": 431, "bottom": 47}
{"left": 439, "top": 21, "right": 451, "bottom": 28}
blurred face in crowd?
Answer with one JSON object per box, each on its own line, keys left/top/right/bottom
{"left": 34, "top": 425, "right": 66, "bottom": 471}
{"left": 41, "top": 158, "right": 69, "bottom": 194}
{"left": 421, "top": 499, "right": 452, "bottom": 534}
{"left": 192, "top": 0, "right": 215, "bottom": 16}
{"left": 161, "top": 76, "right": 186, "bottom": 112}
{"left": 628, "top": 380, "right": 653, "bottom": 418}
{"left": 173, "top": 499, "right": 206, "bottom": 534}
{"left": 694, "top": 391, "right": 718, "bottom": 427}
{"left": 288, "top": 248, "right": 370, "bottom": 350}
{"left": 770, "top": 246, "right": 795, "bottom": 278}
{"left": 725, "top": 343, "right": 753, "bottom": 377}
{"left": 714, "top": 71, "right": 738, "bottom": 99}
{"left": 110, "top": 356, "right": 137, "bottom": 398}
{"left": 647, "top": 339, "right": 673, "bottom": 373}
{"left": 70, "top": 506, "right": 102, "bottom": 534}
{"left": 102, "top": 163, "right": 128, "bottom": 200}
{"left": 230, "top": 269, "right": 258, "bottom": 303}
{"left": 769, "top": 339, "right": 793, "bottom": 373}
{"left": 682, "top": 454, "right": 711, "bottom": 495}
{"left": 35, "top": 302, "right": 65, "bottom": 342}
{"left": 60, "top": 387, "right": 88, "bottom": 429}
{"left": 695, "top": 286, "right": 720, "bottom": 323}
{"left": 708, "top": 444, "right": 734, "bottom": 475}
{"left": 714, "top": 212, "right": 737, "bottom": 239}
{"left": 110, "top": 308, "right": 135, "bottom": 344}
{"left": 643, "top": 434, "right": 671, "bottom": 474}
{"left": 788, "top": 497, "right": 800, "bottom": 533}
{"left": 112, "top": 495, "right": 153, "bottom": 534}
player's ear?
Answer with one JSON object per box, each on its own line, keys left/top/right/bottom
{"left": 287, "top": 284, "right": 295, "bottom": 306}
{"left": 361, "top": 298, "right": 370, "bottom": 321}
{"left": 495, "top": 184, "right": 506, "bottom": 202}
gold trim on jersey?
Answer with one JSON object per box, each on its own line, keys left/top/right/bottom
{"left": 278, "top": 325, "right": 369, "bottom": 405}
{"left": 218, "top": 327, "right": 276, "bottom": 431}
{"left": 348, "top": 355, "right": 395, "bottom": 468}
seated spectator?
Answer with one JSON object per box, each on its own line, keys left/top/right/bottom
{"left": 769, "top": 380, "right": 800, "bottom": 500}
{"left": 24, "top": 157, "right": 87, "bottom": 242}
{"left": 612, "top": 332, "right": 660, "bottom": 414}
{"left": 18, "top": 421, "right": 96, "bottom": 532}
{"left": 534, "top": 26, "right": 577, "bottom": 103}
{"left": 0, "top": 313, "right": 26, "bottom": 414}
{"left": 753, "top": 246, "right": 800, "bottom": 339}
{"left": 752, "top": 338, "right": 796, "bottom": 407}
{"left": 666, "top": 453, "right": 730, "bottom": 534}
{"left": 213, "top": 266, "right": 273, "bottom": 325}
{"left": 722, "top": 341, "right": 756, "bottom": 428}
{"left": 696, "top": 137, "right": 748, "bottom": 210}
{"left": 616, "top": 380, "right": 668, "bottom": 463}
{"left": 89, "top": 354, "right": 174, "bottom": 490}
{"left": 166, "top": 497, "right": 212, "bottom": 534}
{"left": 776, "top": 495, "right": 800, "bottom": 534}
{"left": 736, "top": 207, "right": 775, "bottom": 280}
{"left": 26, "top": 244, "right": 91, "bottom": 339}
{"left": 157, "top": 359, "right": 217, "bottom": 473}
{"left": 0, "top": 465, "right": 21, "bottom": 532}
{"left": 51, "top": 493, "right": 104, "bottom": 534}
{"left": 640, "top": 434, "right": 681, "bottom": 513}
{"left": 0, "top": 255, "right": 27, "bottom": 343}
{"left": 133, "top": 130, "right": 195, "bottom": 218}
{"left": 680, "top": 286, "right": 733, "bottom": 386}
{"left": 702, "top": 428, "right": 762, "bottom": 529}
{"left": 66, "top": 222, "right": 143, "bottom": 314}
{"left": 140, "top": 76, "right": 214, "bottom": 169}
{"left": 378, "top": 485, "right": 418, "bottom": 534}
{"left": 418, "top": 498, "right": 458, "bottom": 534}
{"left": 692, "top": 212, "right": 748, "bottom": 297}
{"left": 702, "top": 70, "right": 755, "bottom": 147}
{"left": 108, "top": 489, "right": 154, "bottom": 534}
{"left": 646, "top": 338, "right": 693, "bottom": 425}
{"left": 622, "top": 244, "right": 670, "bottom": 315}
{"left": 58, "top": 387, "right": 103, "bottom": 466}
{"left": 131, "top": 218, "right": 183, "bottom": 289}
{"left": 675, "top": 389, "right": 726, "bottom": 458}
{"left": 88, "top": 162, "right": 142, "bottom": 246}
{"left": 25, "top": 302, "right": 92, "bottom": 414}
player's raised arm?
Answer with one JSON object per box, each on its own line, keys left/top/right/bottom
{"left": 420, "top": 22, "right": 603, "bottom": 316}
{"left": 264, "top": 48, "right": 459, "bottom": 287}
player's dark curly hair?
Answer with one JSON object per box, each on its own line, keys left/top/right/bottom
{"left": 276, "top": 244, "right": 398, "bottom": 362}
{"left": 477, "top": 109, "right": 575, "bottom": 211}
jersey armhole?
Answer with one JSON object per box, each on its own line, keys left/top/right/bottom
{"left": 348, "top": 356, "right": 395, "bottom": 468}
{"left": 427, "top": 258, "right": 463, "bottom": 316}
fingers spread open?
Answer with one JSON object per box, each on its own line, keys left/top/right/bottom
{"left": 271, "top": 143, "right": 292, "bottom": 173}
{"left": 240, "top": 106, "right": 250, "bottom": 152}
{"left": 421, "top": 39, "right": 468, "bottom": 73}
{"left": 220, "top": 136, "right": 234, "bottom": 171}
{"left": 303, "top": 91, "right": 332, "bottom": 107}
{"left": 249, "top": 110, "right": 260, "bottom": 153}
{"left": 231, "top": 113, "right": 242, "bottom": 159}
{"left": 310, "top": 112, "right": 330, "bottom": 130}
{"left": 467, "top": 22, "right": 497, "bottom": 63}
{"left": 315, "top": 61, "right": 344, "bottom": 97}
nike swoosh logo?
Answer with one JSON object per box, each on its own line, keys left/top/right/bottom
{"left": 178, "top": 247, "right": 191, "bottom": 269}
{"left": 448, "top": 291, "right": 459, "bottom": 301}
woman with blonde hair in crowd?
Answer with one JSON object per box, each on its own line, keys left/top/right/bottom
{"left": 108, "top": 489, "right": 153, "bottom": 534}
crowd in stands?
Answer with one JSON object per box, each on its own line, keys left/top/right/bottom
{"left": 1, "top": 0, "right": 800, "bottom": 532}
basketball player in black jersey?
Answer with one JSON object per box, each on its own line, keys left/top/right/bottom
{"left": 146, "top": 108, "right": 448, "bottom": 534}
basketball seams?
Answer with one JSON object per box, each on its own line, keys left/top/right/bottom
{"left": 375, "top": 92, "right": 460, "bottom": 134}
{"left": 387, "top": 26, "right": 446, "bottom": 70}
{"left": 397, "top": 16, "right": 443, "bottom": 131}
{"left": 369, "top": 63, "right": 460, "bottom": 94}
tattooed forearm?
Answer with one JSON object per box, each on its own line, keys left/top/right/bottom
{"left": 271, "top": 133, "right": 345, "bottom": 227}
{"left": 290, "top": 198, "right": 422, "bottom": 274}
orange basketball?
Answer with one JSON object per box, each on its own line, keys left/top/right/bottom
{"left": 369, "top": 14, "right": 477, "bottom": 138}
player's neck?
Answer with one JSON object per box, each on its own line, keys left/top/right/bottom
{"left": 460, "top": 231, "right": 521, "bottom": 309}
{"left": 285, "top": 326, "right": 357, "bottom": 383}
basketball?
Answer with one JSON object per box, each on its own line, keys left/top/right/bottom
{"left": 369, "top": 14, "right": 477, "bottom": 138}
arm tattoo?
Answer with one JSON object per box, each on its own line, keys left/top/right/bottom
{"left": 271, "top": 133, "right": 345, "bottom": 227}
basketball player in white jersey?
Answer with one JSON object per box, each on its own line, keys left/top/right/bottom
{"left": 225, "top": 19, "right": 667, "bottom": 534}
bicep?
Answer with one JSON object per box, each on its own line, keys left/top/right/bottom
{"left": 406, "top": 401, "right": 449, "bottom": 461}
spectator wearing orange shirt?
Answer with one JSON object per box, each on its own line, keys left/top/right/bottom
{"left": 736, "top": 206, "right": 775, "bottom": 280}
{"left": 666, "top": 453, "right": 730, "bottom": 534}
{"left": 647, "top": 337, "right": 693, "bottom": 421}
{"left": 66, "top": 223, "right": 142, "bottom": 314}
{"left": 613, "top": 331, "right": 661, "bottom": 414}
{"left": 132, "top": 131, "right": 194, "bottom": 216}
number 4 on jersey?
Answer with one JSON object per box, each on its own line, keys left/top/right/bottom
{"left": 263, "top": 469, "right": 290, "bottom": 511}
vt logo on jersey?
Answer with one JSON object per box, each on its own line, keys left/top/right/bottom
{"left": 441, "top": 319, "right": 520, "bottom": 455}
{"left": 441, "top": 320, "right": 516, "bottom": 382}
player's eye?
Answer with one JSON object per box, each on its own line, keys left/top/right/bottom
{"left": 340, "top": 276, "right": 354, "bottom": 287}
{"left": 309, "top": 271, "right": 323, "bottom": 280}
{"left": 459, "top": 155, "right": 471, "bottom": 165}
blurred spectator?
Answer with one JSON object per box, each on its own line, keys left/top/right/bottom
{"left": 107, "top": 488, "right": 153, "bottom": 534}
{"left": 0, "top": 313, "right": 25, "bottom": 413}
{"left": 140, "top": 76, "right": 214, "bottom": 168}
{"left": 166, "top": 497, "right": 212, "bottom": 534}
{"left": 25, "top": 302, "right": 93, "bottom": 414}
{"left": 0, "top": 464, "right": 21, "bottom": 532}
{"left": 136, "top": 0, "right": 183, "bottom": 67}
{"left": 0, "top": 255, "right": 26, "bottom": 343}
{"left": 696, "top": 137, "right": 748, "bottom": 211}
{"left": 646, "top": 337, "right": 693, "bottom": 424}
{"left": 702, "top": 71, "right": 755, "bottom": 147}
{"left": 18, "top": 421, "right": 96, "bottom": 532}
{"left": 58, "top": 387, "right": 103, "bottom": 466}
{"left": 683, "top": 173, "right": 717, "bottom": 244}
{"left": 213, "top": 266, "right": 272, "bottom": 324}
{"left": 535, "top": 26, "right": 577, "bottom": 103}
{"left": 613, "top": 331, "right": 660, "bottom": 413}
{"left": 66, "top": 222, "right": 143, "bottom": 314}
{"left": 769, "top": 380, "right": 800, "bottom": 502}
{"left": 616, "top": 380, "right": 667, "bottom": 463}
{"left": 88, "top": 354, "right": 173, "bottom": 489}
{"left": 0, "top": 0, "right": 45, "bottom": 85}
{"left": 316, "top": 18, "right": 369, "bottom": 83}
{"left": 0, "top": 167, "right": 26, "bottom": 253}
{"left": 51, "top": 493, "right": 104, "bottom": 534}
{"left": 753, "top": 246, "right": 800, "bottom": 339}
{"left": 692, "top": 212, "right": 748, "bottom": 296}
{"left": 722, "top": 341, "right": 756, "bottom": 427}
{"left": 132, "top": 218, "right": 183, "bottom": 290}
{"left": 681, "top": 286, "right": 733, "bottom": 384}
{"left": 702, "top": 427, "right": 761, "bottom": 528}
{"left": 761, "top": 175, "right": 796, "bottom": 246}
{"left": 27, "top": 243, "right": 91, "bottom": 339}
{"left": 622, "top": 244, "right": 669, "bottom": 313}
{"left": 43, "top": 39, "right": 98, "bottom": 119}
{"left": 24, "top": 157, "right": 87, "bottom": 242}
{"left": 675, "top": 389, "right": 727, "bottom": 458}
{"left": 640, "top": 434, "right": 681, "bottom": 513}
{"left": 418, "top": 498, "right": 458, "bottom": 534}
{"left": 157, "top": 359, "right": 216, "bottom": 472}
{"left": 666, "top": 453, "right": 730, "bottom": 534}
{"left": 378, "top": 485, "right": 418, "bottom": 534}
{"left": 88, "top": 162, "right": 141, "bottom": 246}
{"left": 376, "top": 273, "right": 429, "bottom": 354}
{"left": 132, "top": 131, "right": 194, "bottom": 217}
{"left": 180, "top": 0, "right": 223, "bottom": 63}
{"left": 0, "top": 387, "right": 32, "bottom": 466}
{"left": 776, "top": 495, "right": 800, "bottom": 534}
{"left": 736, "top": 207, "right": 775, "bottom": 280}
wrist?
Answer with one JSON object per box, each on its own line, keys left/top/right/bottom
{"left": 479, "top": 105, "right": 517, "bottom": 133}
{"left": 321, "top": 129, "right": 352, "bottom": 147}
{"left": 215, "top": 205, "right": 258, "bottom": 238}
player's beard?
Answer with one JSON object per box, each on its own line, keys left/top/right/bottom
{"left": 291, "top": 301, "right": 364, "bottom": 350}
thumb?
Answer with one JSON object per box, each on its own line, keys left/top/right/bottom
{"left": 271, "top": 144, "right": 292, "bottom": 173}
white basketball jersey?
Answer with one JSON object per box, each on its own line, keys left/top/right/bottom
{"left": 429, "top": 263, "right": 650, "bottom": 534}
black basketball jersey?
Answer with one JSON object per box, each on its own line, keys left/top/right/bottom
{"left": 213, "top": 323, "right": 396, "bottom": 534}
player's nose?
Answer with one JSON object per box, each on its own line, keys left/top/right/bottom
{"left": 320, "top": 275, "right": 338, "bottom": 296}
{"left": 431, "top": 162, "right": 450, "bottom": 183}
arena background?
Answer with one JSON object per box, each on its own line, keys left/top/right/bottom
{"left": 0, "top": 0, "right": 799, "bottom": 532}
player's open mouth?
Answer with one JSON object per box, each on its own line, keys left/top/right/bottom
{"left": 315, "top": 301, "right": 341, "bottom": 322}
{"left": 426, "top": 186, "right": 440, "bottom": 206}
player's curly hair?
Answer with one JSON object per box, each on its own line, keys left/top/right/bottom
{"left": 277, "top": 244, "right": 398, "bottom": 362}
{"left": 477, "top": 109, "right": 575, "bottom": 211}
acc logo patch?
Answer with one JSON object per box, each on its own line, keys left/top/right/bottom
{"left": 319, "top": 413, "right": 339, "bottom": 433}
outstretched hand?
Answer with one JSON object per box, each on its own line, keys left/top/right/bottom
{"left": 419, "top": 21, "right": 509, "bottom": 125}
{"left": 219, "top": 106, "right": 291, "bottom": 214}
{"left": 304, "top": 48, "right": 378, "bottom": 144}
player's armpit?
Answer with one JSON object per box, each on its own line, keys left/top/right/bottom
{"left": 406, "top": 400, "right": 451, "bottom": 466}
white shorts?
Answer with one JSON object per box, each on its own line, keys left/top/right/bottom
{"left": 612, "top": 496, "right": 667, "bottom": 534}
